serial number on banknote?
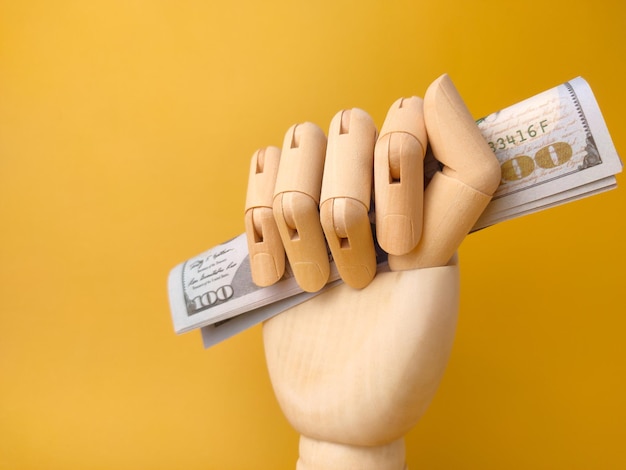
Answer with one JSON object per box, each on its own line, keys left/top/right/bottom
{"left": 487, "top": 120, "right": 549, "bottom": 152}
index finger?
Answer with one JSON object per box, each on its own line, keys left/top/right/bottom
{"left": 374, "top": 96, "right": 428, "bottom": 255}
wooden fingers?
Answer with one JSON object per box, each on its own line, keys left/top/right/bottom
{"left": 273, "top": 123, "right": 329, "bottom": 292}
{"left": 388, "top": 74, "right": 502, "bottom": 271}
{"left": 245, "top": 74, "right": 502, "bottom": 287}
{"left": 320, "top": 109, "right": 378, "bottom": 289}
{"left": 423, "top": 74, "right": 501, "bottom": 195}
{"left": 245, "top": 109, "right": 380, "bottom": 291}
{"left": 374, "top": 97, "right": 427, "bottom": 255}
{"left": 244, "top": 146, "right": 285, "bottom": 287}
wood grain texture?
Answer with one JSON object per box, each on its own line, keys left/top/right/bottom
{"left": 264, "top": 261, "right": 460, "bottom": 469}
{"left": 375, "top": 97, "right": 427, "bottom": 256}
{"left": 244, "top": 146, "right": 285, "bottom": 286}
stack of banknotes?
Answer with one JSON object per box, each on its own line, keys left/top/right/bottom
{"left": 167, "top": 77, "right": 622, "bottom": 348}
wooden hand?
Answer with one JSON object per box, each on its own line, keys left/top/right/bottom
{"left": 245, "top": 74, "right": 501, "bottom": 469}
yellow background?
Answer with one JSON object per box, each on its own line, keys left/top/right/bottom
{"left": 1, "top": 1, "right": 625, "bottom": 468}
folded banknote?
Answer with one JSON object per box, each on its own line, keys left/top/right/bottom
{"left": 166, "top": 76, "right": 622, "bottom": 347}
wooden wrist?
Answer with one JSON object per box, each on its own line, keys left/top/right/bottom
{"left": 297, "top": 435, "right": 407, "bottom": 470}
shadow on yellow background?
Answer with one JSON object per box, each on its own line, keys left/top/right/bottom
{"left": 1, "top": 1, "right": 625, "bottom": 468}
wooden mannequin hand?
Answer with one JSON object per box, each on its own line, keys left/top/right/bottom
{"left": 245, "top": 75, "right": 501, "bottom": 469}
{"left": 264, "top": 260, "right": 460, "bottom": 470}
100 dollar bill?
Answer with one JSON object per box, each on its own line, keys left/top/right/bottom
{"left": 166, "top": 76, "right": 622, "bottom": 346}
{"left": 474, "top": 77, "right": 621, "bottom": 227}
